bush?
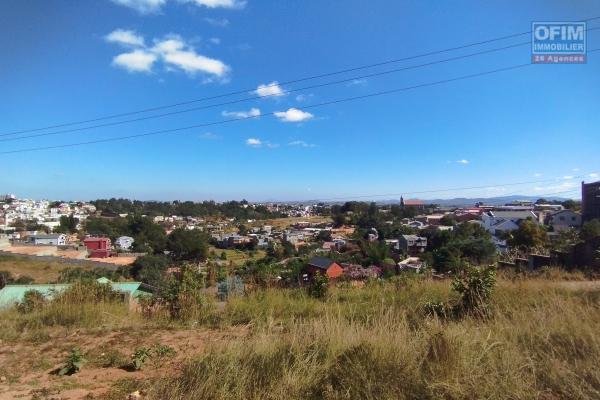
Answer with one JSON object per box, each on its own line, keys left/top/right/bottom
{"left": 452, "top": 265, "right": 496, "bottom": 318}
{"left": 17, "top": 290, "right": 46, "bottom": 313}
{"left": 58, "top": 347, "right": 86, "bottom": 376}
{"left": 307, "top": 273, "right": 329, "bottom": 299}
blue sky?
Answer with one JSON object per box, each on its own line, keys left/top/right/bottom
{"left": 1, "top": 0, "right": 599, "bottom": 201}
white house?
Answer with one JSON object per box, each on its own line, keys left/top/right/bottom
{"left": 115, "top": 236, "right": 135, "bottom": 250}
{"left": 546, "top": 209, "right": 582, "bottom": 232}
{"left": 482, "top": 210, "right": 538, "bottom": 235}
{"left": 28, "top": 234, "right": 66, "bottom": 246}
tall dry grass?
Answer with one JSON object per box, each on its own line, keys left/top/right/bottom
{"left": 147, "top": 278, "right": 600, "bottom": 400}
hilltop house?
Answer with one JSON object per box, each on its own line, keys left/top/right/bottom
{"left": 303, "top": 256, "right": 344, "bottom": 280}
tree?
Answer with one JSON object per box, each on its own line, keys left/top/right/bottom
{"left": 440, "top": 215, "right": 457, "bottom": 227}
{"left": 317, "top": 230, "right": 332, "bottom": 242}
{"left": 580, "top": 219, "right": 600, "bottom": 241}
{"left": 508, "top": 220, "right": 547, "bottom": 249}
{"left": 332, "top": 213, "right": 346, "bottom": 228}
{"left": 238, "top": 224, "right": 248, "bottom": 235}
{"left": 130, "top": 255, "right": 169, "bottom": 287}
{"left": 167, "top": 228, "right": 209, "bottom": 261}
{"left": 55, "top": 215, "right": 79, "bottom": 234}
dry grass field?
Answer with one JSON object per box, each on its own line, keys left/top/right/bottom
{"left": 1, "top": 270, "right": 600, "bottom": 399}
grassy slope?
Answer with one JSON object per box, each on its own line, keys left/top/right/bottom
{"left": 0, "top": 254, "right": 95, "bottom": 283}
{"left": 2, "top": 275, "right": 600, "bottom": 399}
{"left": 209, "top": 247, "right": 266, "bottom": 267}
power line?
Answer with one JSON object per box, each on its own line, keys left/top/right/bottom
{"left": 0, "top": 40, "right": 536, "bottom": 142}
{"left": 2, "top": 48, "right": 598, "bottom": 155}
{"left": 3, "top": 16, "right": 599, "bottom": 136}
{"left": 0, "top": 62, "right": 532, "bottom": 154}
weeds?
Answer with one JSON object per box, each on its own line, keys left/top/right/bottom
{"left": 57, "top": 347, "right": 86, "bottom": 376}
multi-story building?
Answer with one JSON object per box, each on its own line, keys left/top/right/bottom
{"left": 582, "top": 180, "right": 600, "bottom": 222}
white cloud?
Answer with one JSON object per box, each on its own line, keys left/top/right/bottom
{"left": 288, "top": 140, "right": 316, "bottom": 148}
{"left": 295, "top": 93, "right": 313, "bottom": 102}
{"left": 107, "top": 32, "right": 230, "bottom": 78}
{"left": 105, "top": 29, "right": 145, "bottom": 47}
{"left": 245, "top": 138, "right": 279, "bottom": 148}
{"left": 534, "top": 172, "right": 543, "bottom": 177}
{"left": 161, "top": 47, "right": 229, "bottom": 76}
{"left": 533, "top": 180, "right": 578, "bottom": 192}
{"left": 200, "top": 132, "right": 219, "bottom": 139}
{"left": 274, "top": 108, "right": 313, "bottom": 123}
{"left": 457, "top": 159, "right": 469, "bottom": 165}
{"left": 254, "top": 81, "right": 285, "bottom": 97}
{"left": 204, "top": 17, "right": 230, "bottom": 27}
{"left": 112, "top": 50, "right": 157, "bottom": 72}
{"left": 246, "top": 138, "right": 262, "bottom": 147}
{"left": 572, "top": 168, "right": 580, "bottom": 172}
{"left": 182, "top": 0, "right": 246, "bottom": 9}
{"left": 222, "top": 108, "right": 260, "bottom": 118}
{"left": 562, "top": 175, "right": 574, "bottom": 180}
{"left": 347, "top": 79, "right": 367, "bottom": 86}
{"left": 208, "top": 37, "right": 221, "bottom": 45}
{"left": 111, "top": 0, "right": 166, "bottom": 14}
{"left": 589, "top": 173, "right": 599, "bottom": 179}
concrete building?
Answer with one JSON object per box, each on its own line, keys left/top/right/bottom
{"left": 546, "top": 209, "right": 582, "bottom": 232}
{"left": 582, "top": 180, "right": 600, "bottom": 222}
{"left": 28, "top": 234, "right": 66, "bottom": 246}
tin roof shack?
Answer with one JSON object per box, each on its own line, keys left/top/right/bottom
{"left": 83, "top": 237, "right": 112, "bottom": 258}
{"left": 303, "top": 256, "right": 344, "bottom": 281}
{"left": 0, "top": 277, "right": 154, "bottom": 310}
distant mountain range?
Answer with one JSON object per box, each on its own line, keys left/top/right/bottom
{"left": 374, "top": 195, "right": 572, "bottom": 207}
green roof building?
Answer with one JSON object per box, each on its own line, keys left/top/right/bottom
{"left": 0, "top": 277, "right": 155, "bottom": 309}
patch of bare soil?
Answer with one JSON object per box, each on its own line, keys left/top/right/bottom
{"left": 0, "top": 325, "right": 248, "bottom": 400}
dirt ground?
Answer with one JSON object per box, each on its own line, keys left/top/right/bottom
{"left": 3, "top": 246, "right": 136, "bottom": 267}
{"left": 0, "top": 325, "right": 247, "bottom": 400}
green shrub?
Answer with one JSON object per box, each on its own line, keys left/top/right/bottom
{"left": 17, "top": 290, "right": 46, "bottom": 313}
{"left": 131, "top": 347, "right": 152, "bottom": 371}
{"left": 58, "top": 347, "right": 86, "bottom": 376}
{"left": 307, "top": 272, "right": 329, "bottom": 299}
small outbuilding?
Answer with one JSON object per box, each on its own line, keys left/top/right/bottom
{"left": 304, "top": 256, "right": 344, "bottom": 280}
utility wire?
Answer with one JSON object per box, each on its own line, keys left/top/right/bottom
{"left": 2, "top": 47, "right": 598, "bottom": 155}
{"left": 0, "top": 40, "right": 539, "bottom": 142}
{"left": 2, "top": 16, "right": 599, "bottom": 136}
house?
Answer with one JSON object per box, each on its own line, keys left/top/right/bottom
{"left": 398, "top": 257, "right": 424, "bottom": 273}
{"left": 115, "top": 236, "right": 135, "bottom": 250}
{"left": 0, "top": 277, "right": 155, "bottom": 309}
{"left": 83, "top": 237, "right": 112, "bottom": 258}
{"left": 546, "top": 209, "right": 582, "bottom": 232}
{"left": 304, "top": 256, "right": 344, "bottom": 280}
{"left": 481, "top": 210, "right": 538, "bottom": 235}
{"left": 28, "top": 234, "right": 66, "bottom": 246}
{"left": 398, "top": 235, "right": 427, "bottom": 255}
